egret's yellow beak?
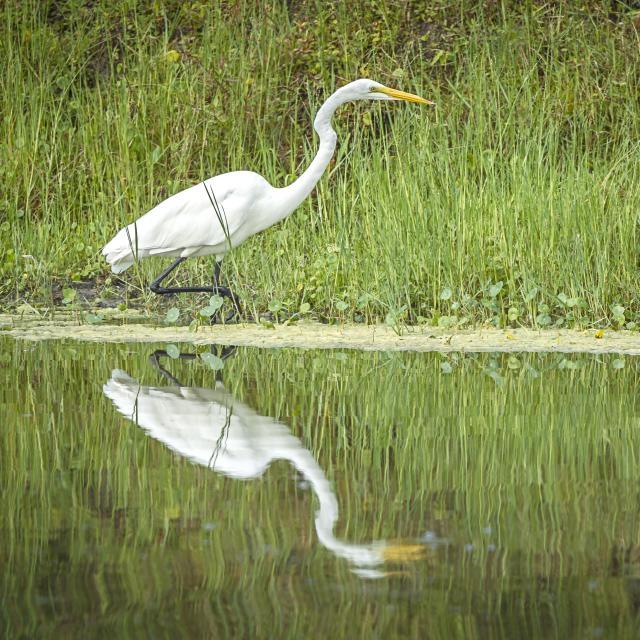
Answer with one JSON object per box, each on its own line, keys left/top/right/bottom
{"left": 377, "top": 86, "right": 434, "bottom": 105}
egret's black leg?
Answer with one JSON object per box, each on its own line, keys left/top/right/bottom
{"left": 149, "top": 258, "right": 242, "bottom": 322}
{"left": 149, "top": 349, "right": 196, "bottom": 386}
{"left": 211, "top": 261, "right": 242, "bottom": 324}
{"left": 150, "top": 257, "right": 216, "bottom": 294}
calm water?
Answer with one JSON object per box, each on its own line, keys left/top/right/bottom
{"left": 2, "top": 337, "right": 640, "bottom": 638}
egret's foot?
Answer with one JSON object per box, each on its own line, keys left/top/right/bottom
{"left": 149, "top": 258, "right": 242, "bottom": 322}
{"left": 209, "top": 285, "right": 242, "bottom": 324}
{"left": 150, "top": 344, "right": 237, "bottom": 385}
{"left": 149, "top": 349, "right": 196, "bottom": 386}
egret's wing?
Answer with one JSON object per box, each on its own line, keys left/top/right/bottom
{"left": 133, "top": 176, "right": 247, "bottom": 257}
{"left": 103, "top": 370, "right": 273, "bottom": 478}
{"left": 102, "top": 171, "right": 271, "bottom": 271}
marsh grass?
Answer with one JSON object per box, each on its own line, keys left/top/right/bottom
{"left": 2, "top": 338, "right": 640, "bottom": 636}
{"left": 2, "top": 1, "right": 640, "bottom": 327}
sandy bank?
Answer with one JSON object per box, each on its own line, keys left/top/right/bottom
{"left": 1, "top": 313, "right": 640, "bottom": 354}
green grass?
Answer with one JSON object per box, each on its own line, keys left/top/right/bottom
{"left": 2, "top": 1, "right": 640, "bottom": 327}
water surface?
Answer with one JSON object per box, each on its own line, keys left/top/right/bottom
{"left": 2, "top": 337, "right": 639, "bottom": 638}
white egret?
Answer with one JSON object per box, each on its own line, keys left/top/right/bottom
{"left": 101, "top": 79, "right": 432, "bottom": 314}
{"left": 103, "top": 350, "right": 425, "bottom": 575}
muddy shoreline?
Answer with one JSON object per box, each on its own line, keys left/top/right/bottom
{"left": 1, "top": 313, "right": 640, "bottom": 354}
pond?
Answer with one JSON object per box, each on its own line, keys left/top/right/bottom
{"left": 2, "top": 336, "right": 640, "bottom": 638}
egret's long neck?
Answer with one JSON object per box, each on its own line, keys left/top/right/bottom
{"left": 276, "top": 90, "right": 345, "bottom": 217}
{"left": 284, "top": 446, "right": 383, "bottom": 567}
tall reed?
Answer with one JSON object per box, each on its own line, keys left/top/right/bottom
{"left": 2, "top": 1, "right": 639, "bottom": 326}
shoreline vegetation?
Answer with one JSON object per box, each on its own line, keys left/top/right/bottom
{"left": 2, "top": 1, "right": 640, "bottom": 331}
{"left": 2, "top": 312, "right": 640, "bottom": 355}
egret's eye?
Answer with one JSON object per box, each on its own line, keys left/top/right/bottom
{"left": 369, "top": 86, "right": 378, "bottom": 93}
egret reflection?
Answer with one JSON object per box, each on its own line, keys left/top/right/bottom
{"left": 103, "top": 347, "right": 424, "bottom": 577}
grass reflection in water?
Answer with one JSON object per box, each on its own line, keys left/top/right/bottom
{"left": 1, "top": 338, "right": 639, "bottom": 638}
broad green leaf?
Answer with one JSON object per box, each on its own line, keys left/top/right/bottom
{"left": 524, "top": 287, "right": 539, "bottom": 303}
{"left": 85, "top": 313, "right": 103, "bottom": 324}
{"left": 440, "top": 361, "right": 453, "bottom": 374}
{"left": 507, "top": 356, "right": 521, "bottom": 369}
{"left": 536, "top": 313, "right": 552, "bottom": 327}
{"left": 208, "top": 295, "right": 224, "bottom": 311}
{"left": 199, "top": 306, "right": 217, "bottom": 317}
{"left": 485, "top": 369, "right": 504, "bottom": 386}
{"left": 166, "top": 344, "right": 180, "bottom": 359}
{"left": 438, "top": 315, "right": 458, "bottom": 328}
{"left": 611, "top": 305, "right": 625, "bottom": 324}
{"left": 165, "top": 307, "right": 180, "bottom": 323}
{"left": 488, "top": 281, "right": 503, "bottom": 298}
{"left": 62, "top": 288, "right": 76, "bottom": 304}
{"left": 200, "top": 352, "right": 224, "bottom": 370}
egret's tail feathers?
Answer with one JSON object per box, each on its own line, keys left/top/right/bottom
{"left": 102, "top": 245, "right": 135, "bottom": 274}
{"left": 102, "top": 227, "right": 139, "bottom": 274}
{"left": 106, "top": 256, "right": 135, "bottom": 274}
{"left": 103, "top": 223, "right": 193, "bottom": 272}
{"left": 110, "top": 368, "right": 136, "bottom": 383}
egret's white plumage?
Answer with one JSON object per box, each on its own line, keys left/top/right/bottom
{"left": 102, "top": 79, "right": 431, "bottom": 277}
{"left": 102, "top": 172, "right": 273, "bottom": 273}
{"left": 103, "top": 366, "right": 426, "bottom": 573}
